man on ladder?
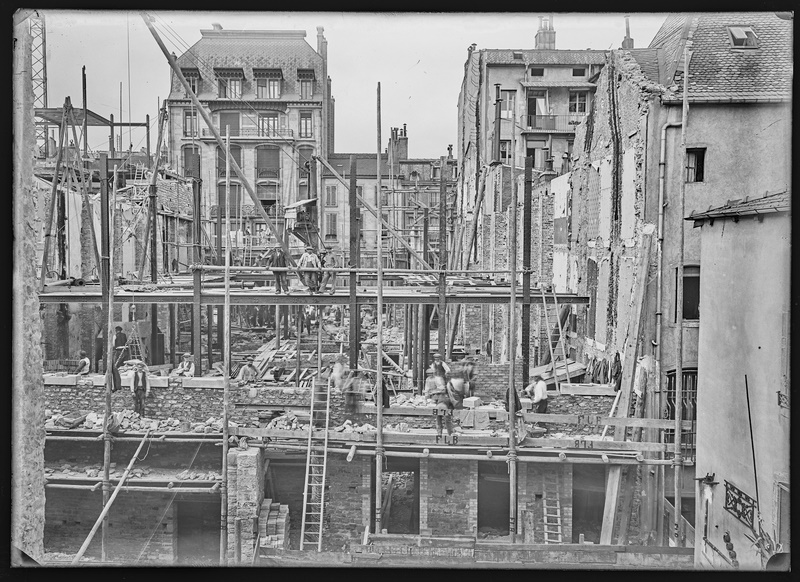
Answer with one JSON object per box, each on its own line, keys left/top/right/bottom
{"left": 113, "top": 326, "right": 129, "bottom": 367}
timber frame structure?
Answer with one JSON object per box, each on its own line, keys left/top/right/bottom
{"left": 33, "top": 13, "right": 695, "bottom": 567}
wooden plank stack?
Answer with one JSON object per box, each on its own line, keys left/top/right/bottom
{"left": 258, "top": 498, "right": 290, "bottom": 549}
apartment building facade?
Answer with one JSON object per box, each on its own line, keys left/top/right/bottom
{"left": 164, "top": 24, "right": 334, "bottom": 256}
{"left": 552, "top": 12, "right": 791, "bottom": 546}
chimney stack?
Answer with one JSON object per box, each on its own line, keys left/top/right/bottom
{"left": 211, "top": 23, "right": 222, "bottom": 31}
{"left": 621, "top": 15, "right": 634, "bottom": 49}
{"left": 396, "top": 125, "right": 409, "bottom": 161}
{"left": 535, "top": 14, "right": 556, "bottom": 50}
{"left": 316, "top": 26, "right": 328, "bottom": 59}
{"left": 447, "top": 145, "right": 453, "bottom": 159}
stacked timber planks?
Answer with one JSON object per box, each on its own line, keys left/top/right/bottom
{"left": 258, "top": 499, "right": 290, "bottom": 549}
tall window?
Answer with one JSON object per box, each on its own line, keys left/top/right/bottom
{"left": 186, "top": 76, "right": 199, "bottom": 95}
{"left": 675, "top": 265, "right": 700, "bottom": 321}
{"left": 256, "top": 146, "right": 280, "bottom": 179}
{"left": 325, "top": 213, "right": 338, "bottom": 240}
{"left": 501, "top": 90, "right": 516, "bottom": 119}
{"left": 299, "top": 111, "right": 313, "bottom": 138}
{"left": 258, "top": 112, "right": 279, "bottom": 137}
{"left": 300, "top": 79, "right": 314, "bottom": 100}
{"left": 217, "top": 183, "right": 243, "bottom": 217}
{"left": 257, "top": 78, "right": 281, "bottom": 99}
{"left": 500, "top": 140, "right": 510, "bottom": 162}
{"left": 256, "top": 183, "right": 278, "bottom": 201}
{"left": 183, "top": 146, "right": 200, "bottom": 179}
{"left": 325, "top": 185, "right": 337, "bottom": 207}
{"left": 217, "top": 145, "right": 242, "bottom": 177}
{"left": 663, "top": 368, "right": 698, "bottom": 460}
{"left": 432, "top": 165, "right": 441, "bottom": 179}
{"left": 686, "top": 148, "right": 706, "bottom": 183}
{"left": 218, "top": 77, "right": 242, "bottom": 99}
{"left": 183, "top": 109, "right": 198, "bottom": 137}
{"left": 219, "top": 112, "right": 240, "bottom": 137}
{"left": 569, "top": 91, "right": 588, "bottom": 114}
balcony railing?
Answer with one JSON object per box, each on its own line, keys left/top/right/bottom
{"left": 524, "top": 114, "right": 587, "bottom": 132}
{"left": 201, "top": 127, "right": 294, "bottom": 139}
{"left": 256, "top": 168, "right": 280, "bottom": 180}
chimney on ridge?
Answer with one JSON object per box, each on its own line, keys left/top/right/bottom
{"left": 621, "top": 15, "right": 634, "bottom": 49}
{"left": 535, "top": 14, "right": 556, "bottom": 50}
{"left": 211, "top": 23, "right": 223, "bottom": 31}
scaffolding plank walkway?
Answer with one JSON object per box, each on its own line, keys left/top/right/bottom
{"left": 38, "top": 287, "right": 590, "bottom": 306}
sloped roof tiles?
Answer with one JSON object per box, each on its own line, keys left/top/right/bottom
{"left": 483, "top": 48, "right": 607, "bottom": 66}
{"left": 650, "top": 12, "right": 793, "bottom": 102}
{"left": 687, "top": 190, "right": 790, "bottom": 221}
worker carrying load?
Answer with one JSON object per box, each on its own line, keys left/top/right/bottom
{"left": 428, "top": 373, "right": 453, "bottom": 438}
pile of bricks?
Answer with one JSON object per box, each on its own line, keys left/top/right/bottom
{"left": 258, "top": 498, "right": 290, "bottom": 549}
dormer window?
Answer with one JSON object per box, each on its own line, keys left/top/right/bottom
{"left": 512, "top": 52, "right": 523, "bottom": 60}
{"left": 728, "top": 26, "right": 759, "bottom": 48}
{"left": 298, "top": 69, "right": 316, "bottom": 100}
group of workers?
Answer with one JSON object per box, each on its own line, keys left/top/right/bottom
{"left": 260, "top": 244, "right": 340, "bottom": 295}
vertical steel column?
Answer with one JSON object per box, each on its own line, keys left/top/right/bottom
{"left": 82, "top": 66, "right": 88, "bottom": 157}
{"left": 507, "top": 114, "right": 518, "bottom": 539}
{"left": 522, "top": 157, "right": 533, "bottom": 389}
{"left": 192, "top": 179, "right": 202, "bottom": 375}
{"left": 348, "top": 155, "right": 359, "bottom": 369}
{"left": 438, "top": 156, "right": 447, "bottom": 359}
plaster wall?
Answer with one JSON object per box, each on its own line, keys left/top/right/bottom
{"left": 693, "top": 214, "right": 790, "bottom": 568}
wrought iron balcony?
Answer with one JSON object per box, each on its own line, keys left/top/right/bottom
{"left": 523, "top": 114, "right": 587, "bottom": 133}
{"left": 201, "top": 127, "right": 294, "bottom": 139}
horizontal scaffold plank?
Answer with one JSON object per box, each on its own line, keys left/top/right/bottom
{"left": 558, "top": 383, "right": 617, "bottom": 396}
{"left": 522, "top": 413, "right": 695, "bottom": 430}
{"left": 233, "top": 427, "right": 509, "bottom": 446}
{"left": 38, "top": 288, "right": 590, "bottom": 307}
{"left": 522, "top": 437, "right": 674, "bottom": 453}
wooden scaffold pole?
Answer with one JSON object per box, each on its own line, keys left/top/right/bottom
{"left": 374, "top": 82, "right": 385, "bottom": 533}
{"left": 220, "top": 126, "right": 231, "bottom": 565}
{"left": 101, "top": 160, "right": 116, "bottom": 561}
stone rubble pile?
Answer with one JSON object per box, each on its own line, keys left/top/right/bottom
{"left": 45, "top": 460, "right": 221, "bottom": 481}
{"left": 44, "top": 409, "right": 240, "bottom": 433}
{"left": 265, "top": 411, "right": 303, "bottom": 430}
{"left": 332, "top": 419, "right": 377, "bottom": 433}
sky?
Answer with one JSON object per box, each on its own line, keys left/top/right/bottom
{"left": 40, "top": 11, "right": 669, "bottom": 159}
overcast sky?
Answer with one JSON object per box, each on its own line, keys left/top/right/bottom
{"left": 41, "top": 11, "right": 669, "bottom": 159}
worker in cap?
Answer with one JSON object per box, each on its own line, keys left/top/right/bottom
{"left": 262, "top": 243, "right": 290, "bottom": 295}
{"left": 131, "top": 360, "right": 150, "bottom": 417}
{"left": 298, "top": 245, "right": 321, "bottom": 293}
{"left": 172, "top": 352, "right": 195, "bottom": 377}
{"left": 429, "top": 352, "right": 450, "bottom": 381}
{"left": 318, "top": 245, "right": 340, "bottom": 295}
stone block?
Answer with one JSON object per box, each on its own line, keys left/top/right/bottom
{"left": 519, "top": 397, "right": 532, "bottom": 410}
{"left": 462, "top": 397, "right": 482, "bottom": 409}
{"left": 473, "top": 411, "right": 490, "bottom": 429}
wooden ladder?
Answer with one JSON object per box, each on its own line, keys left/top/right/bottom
{"left": 134, "top": 163, "right": 146, "bottom": 182}
{"left": 542, "top": 471, "right": 564, "bottom": 544}
{"left": 299, "top": 379, "right": 331, "bottom": 551}
{"left": 539, "top": 288, "right": 571, "bottom": 388}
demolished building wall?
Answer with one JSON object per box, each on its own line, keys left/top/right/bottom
{"left": 13, "top": 12, "right": 46, "bottom": 561}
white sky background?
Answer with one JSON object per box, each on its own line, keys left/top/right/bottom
{"left": 42, "top": 11, "right": 668, "bottom": 159}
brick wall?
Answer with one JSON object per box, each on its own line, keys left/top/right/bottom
{"left": 44, "top": 490, "right": 175, "bottom": 563}
{"left": 421, "top": 459, "right": 473, "bottom": 536}
{"left": 519, "top": 463, "right": 573, "bottom": 543}
{"left": 226, "top": 447, "right": 264, "bottom": 562}
{"left": 324, "top": 453, "right": 370, "bottom": 551}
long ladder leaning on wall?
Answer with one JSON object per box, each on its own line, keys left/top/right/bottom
{"left": 539, "top": 287, "right": 571, "bottom": 391}
{"left": 299, "top": 377, "right": 332, "bottom": 551}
